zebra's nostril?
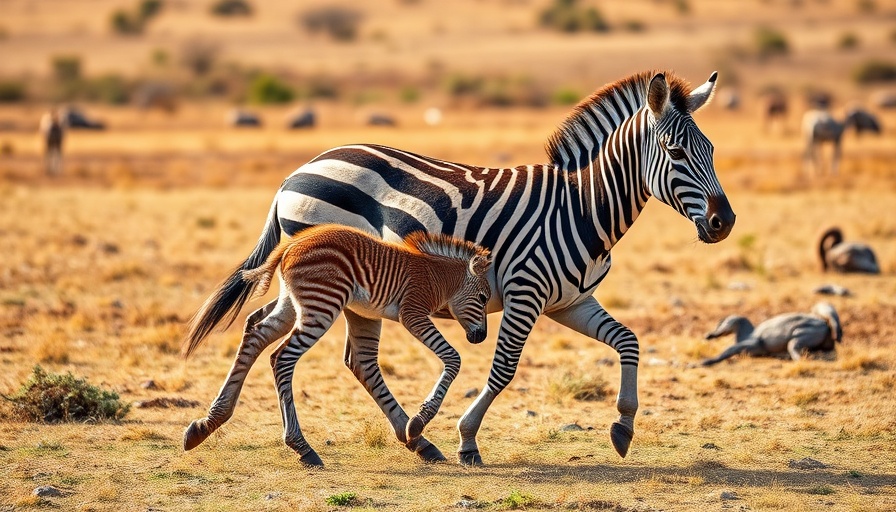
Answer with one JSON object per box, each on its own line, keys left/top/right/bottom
{"left": 709, "top": 214, "right": 723, "bottom": 231}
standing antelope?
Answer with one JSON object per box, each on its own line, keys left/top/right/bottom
{"left": 184, "top": 225, "right": 491, "bottom": 467}
{"left": 183, "top": 70, "right": 735, "bottom": 464}
{"left": 802, "top": 108, "right": 882, "bottom": 175}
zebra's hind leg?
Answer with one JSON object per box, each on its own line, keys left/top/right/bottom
{"left": 402, "top": 315, "right": 461, "bottom": 451}
{"left": 184, "top": 298, "right": 293, "bottom": 451}
{"left": 342, "top": 309, "right": 446, "bottom": 463}
{"left": 547, "top": 297, "right": 639, "bottom": 458}
{"left": 270, "top": 308, "right": 337, "bottom": 468}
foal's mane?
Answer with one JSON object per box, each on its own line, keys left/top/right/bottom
{"left": 544, "top": 70, "right": 693, "bottom": 167}
{"left": 403, "top": 232, "right": 488, "bottom": 261}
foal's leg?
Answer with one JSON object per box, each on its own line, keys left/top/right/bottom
{"left": 270, "top": 307, "right": 338, "bottom": 467}
{"left": 702, "top": 339, "right": 767, "bottom": 366}
{"left": 184, "top": 297, "right": 294, "bottom": 450}
{"left": 401, "top": 312, "right": 461, "bottom": 448}
{"left": 342, "top": 309, "right": 446, "bottom": 462}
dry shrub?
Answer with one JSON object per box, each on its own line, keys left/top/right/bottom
{"left": 681, "top": 338, "right": 715, "bottom": 360}
{"left": 790, "top": 391, "right": 820, "bottom": 407}
{"left": 2, "top": 365, "right": 129, "bottom": 422}
{"left": 547, "top": 370, "right": 610, "bottom": 402}
{"left": 357, "top": 419, "right": 389, "bottom": 448}
{"left": 698, "top": 413, "right": 723, "bottom": 429}
{"left": 839, "top": 354, "right": 888, "bottom": 372}
{"left": 119, "top": 426, "right": 169, "bottom": 441}
{"left": 134, "top": 322, "right": 183, "bottom": 354}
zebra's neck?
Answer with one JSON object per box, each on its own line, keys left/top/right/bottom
{"left": 561, "top": 109, "right": 653, "bottom": 257}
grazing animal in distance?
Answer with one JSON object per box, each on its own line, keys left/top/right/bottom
{"left": 702, "top": 303, "right": 842, "bottom": 366}
{"left": 227, "top": 109, "right": 262, "bottom": 127}
{"left": 762, "top": 91, "right": 788, "bottom": 133}
{"left": 183, "top": 225, "right": 492, "bottom": 467}
{"left": 286, "top": 108, "right": 316, "bottom": 129}
{"left": 39, "top": 108, "right": 65, "bottom": 176}
{"left": 818, "top": 227, "right": 880, "bottom": 274}
{"left": 182, "top": 70, "right": 735, "bottom": 464}
{"left": 802, "top": 108, "right": 882, "bottom": 175}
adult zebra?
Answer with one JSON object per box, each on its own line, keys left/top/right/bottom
{"left": 184, "top": 70, "right": 735, "bottom": 464}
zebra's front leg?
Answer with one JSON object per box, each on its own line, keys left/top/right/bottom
{"left": 342, "top": 310, "right": 446, "bottom": 463}
{"left": 184, "top": 298, "right": 292, "bottom": 451}
{"left": 547, "top": 296, "right": 639, "bottom": 458}
{"left": 457, "top": 295, "right": 545, "bottom": 465}
{"left": 401, "top": 313, "right": 461, "bottom": 448}
{"left": 270, "top": 311, "right": 335, "bottom": 468}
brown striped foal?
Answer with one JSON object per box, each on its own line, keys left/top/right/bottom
{"left": 183, "top": 225, "right": 491, "bottom": 467}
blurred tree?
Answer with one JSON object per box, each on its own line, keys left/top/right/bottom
{"left": 249, "top": 74, "right": 294, "bottom": 104}
{"left": 211, "top": 0, "right": 253, "bottom": 17}
{"left": 180, "top": 39, "right": 219, "bottom": 76}
{"left": 299, "top": 6, "right": 364, "bottom": 42}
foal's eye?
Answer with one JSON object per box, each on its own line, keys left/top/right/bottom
{"left": 667, "top": 146, "right": 686, "bottom": 160}
{"left": 479, "top": 292, "right": 489, "bottom": 303}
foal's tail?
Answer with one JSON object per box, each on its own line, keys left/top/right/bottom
{"left": 183, "top": 196, "right": 282, "bottom": 358}
{"left": 241, "top": 242, "right": 290, "bottom": 299}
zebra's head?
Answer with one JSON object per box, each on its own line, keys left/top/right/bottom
{"left": 449, "top": 251, "right": 492, "bottom": 344}
{"left": 645, "top": 72, "right": 736, "bottom": 244}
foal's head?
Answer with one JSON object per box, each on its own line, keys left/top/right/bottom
{"left": 404, "top": 232, "right": 492, "bottom": 344}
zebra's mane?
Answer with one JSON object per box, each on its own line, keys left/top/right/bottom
{"left": 545, "top": 70, "right": 693, "bottom": 169}
{"left": 403, "top": 231, "right": 488, "bottom": 262}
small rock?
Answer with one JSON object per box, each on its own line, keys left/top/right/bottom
{"left": 515, "top": 387, "right": 529, "bottom": 393}
{"left": 455, "top": 497, "right": 485, "bottom": 509}
{"left": 463, "top": 388, "right": 479, "bottom": 399}
{"left": 647, "top": 357, "right": 668, "bottom": 367}
{"left": 525, "top": 410, "right": 537, "bottom": 417}
{"left": 720, "top": 491, "right": 740, "bottom": 500}
{"left": 140, "top": 379, "right": 159, "bottom": 390}
{"left": 669, "top": 296, "right": 685, "bottom": 308}
{"left": 646, "top": 346, "right": 658, "bottom": 354}
{"left": 702, "top": 443, "right": 721, "bottom": 450}
{"left": 788, "top": 457, "right": 828, "bottom": 470}
{"left": 560, "top": 423, "right": 584, "bottom": 432}
{"left": 814, "top": 284, "right": 851, "bottom": 297}
{"left": 596, "top": 357, "right": 615, "bottom": 367}
{"left": 33, "top": 486, "right": 63, "bottom": 498}
{"left": 265, "top": 492, "right": 281, "bottom": 500}
{"left": 727, "top": 281, "right": 752, "bottom": 291}
{"left": 325, "top": 439, "right": 333, "bottom": 446}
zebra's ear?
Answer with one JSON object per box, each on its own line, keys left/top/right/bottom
{"left": 647, "top": 73, "right": 670, "bottom": 119}
{"left": 687, "top": 71, "right": 718, "bottom": 113}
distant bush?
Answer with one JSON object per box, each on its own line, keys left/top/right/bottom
{"left": 249, "top": 74, "right": 294, "bottom": 104}
{"left": 673, "top": 0, "right": 691, "bottom": 15}
{"left": 754, "top": 26, "right": 789, "bottom": 59}
{"left": 853, "top": 59, "right": 896, "bottom": 84}
{"left": 210, "top": 0, "right": 253, "bottom": 17}
{"left": 52, "top": 55, "right": 82, "bottom": 83}
{"left": 856, "top": 0, "right": 876, "bottom": 13}
{"left": 622, "top": 19, "right": 646, "bottom": 32}
{"left": 552, "top": 87, "right": 580, "bottom": 106}
{"left": 2, "top": 366, "right": 129, "bottom": 423}
{"left": 0, "top": 80, "right": 26, "bottom": 103}
{"left": 299, "top": 6, "right": 363, "bottom": 42}
{"left": 85, "top": 74, "right": 132, "bottom": 104}
{"left": 180, "top": 39, "right": 219, "bottom": 76}
{"left": 539, "top": 0, "right": 609, "bottom": 33}
{"left": 110, "top": 0, "right": 163, "bottom": 35}
{"left": 444, "top": 73, "right": 484, "bottom": 97}
{"left": 399, "top": 86, "right": 419, "bottom": 103}
{"left": 304, "top": 75, "right": 340, "bottom": 99}
{"left": 837, "top": 32, "right": 859, "bottom": 50}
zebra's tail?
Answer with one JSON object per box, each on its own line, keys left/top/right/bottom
{"left": 183, "top": 196, "right": 282, "bottom": 358}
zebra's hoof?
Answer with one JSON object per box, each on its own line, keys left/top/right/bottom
{"left": 458, "top": 449, "right": 483, "bottom": 466}
{"left": 416, "top": 443, "right": 447, "bottom": 463}
{"left": 610, "top": 422, "right": 634, "bottom": 458}
{"left": 183, "top": 419, "right": 212, "bottom": 451}
{"left": 300, "top": 450, "right": 324, "bottom": 468}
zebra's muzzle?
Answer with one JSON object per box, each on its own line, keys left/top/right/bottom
{"left": 696, "top": 195, "right": 736, "bottom": 243}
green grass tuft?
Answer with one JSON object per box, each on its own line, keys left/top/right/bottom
{"left": 2, "top": 365, "right": 129, "bottom": 422}
{"left": 325, "top": 492, "right": 358, "bottom": 507}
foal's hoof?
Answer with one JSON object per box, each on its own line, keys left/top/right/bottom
{"left": 457, "top": 449, "right": 483, "bottom": 466}
{"left": 183, "top": 419, "right": 212, "bottom": 451}
{"left": 406, "top": 416, "right": 426, "bottom": 442}
{"left": 610, "top": 422, "right": 634, "bottom": 458}
{"left": 415, "top": 442, "right": 447, "bottom": 463}
{"left": 300, "top": 449, "right": 324, "bottom": 468}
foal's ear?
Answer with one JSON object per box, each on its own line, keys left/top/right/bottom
{"left": 469, "top": 254, "right": 491, "bottom": 276}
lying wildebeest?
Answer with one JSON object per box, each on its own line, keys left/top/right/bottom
{"left": 818, "top": 226, "right": 880, "bottom": 274}
{"left": 702, "top": 303, "right": 842, "bottom": 366}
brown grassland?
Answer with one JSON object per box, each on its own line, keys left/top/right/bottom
{"left": 1, "top": 0, "right": 896, "bottom": 511}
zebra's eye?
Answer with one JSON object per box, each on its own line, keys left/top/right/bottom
{"left": 667, "top": 146, "right": 686, "bottom": 160}
{"left": 479, "top": 292, "right": 489, "bottom": 303}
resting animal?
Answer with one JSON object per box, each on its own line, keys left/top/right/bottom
{"left": 702, "top": 303, "right": 842, "bottom": 366}
{"left": 819, "top": 227, "right": 880, "bottom": 274}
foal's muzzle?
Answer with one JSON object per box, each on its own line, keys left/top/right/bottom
{"left": 466, "top": 326, "right": 486, "bottom": 344}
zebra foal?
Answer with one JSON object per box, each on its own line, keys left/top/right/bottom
{"left": 184, "top": 225, "right": 491, "bottom": 466}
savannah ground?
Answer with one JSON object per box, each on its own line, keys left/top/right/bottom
{"left": 1, "top": 1, "right": 896, "bottom": 511}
